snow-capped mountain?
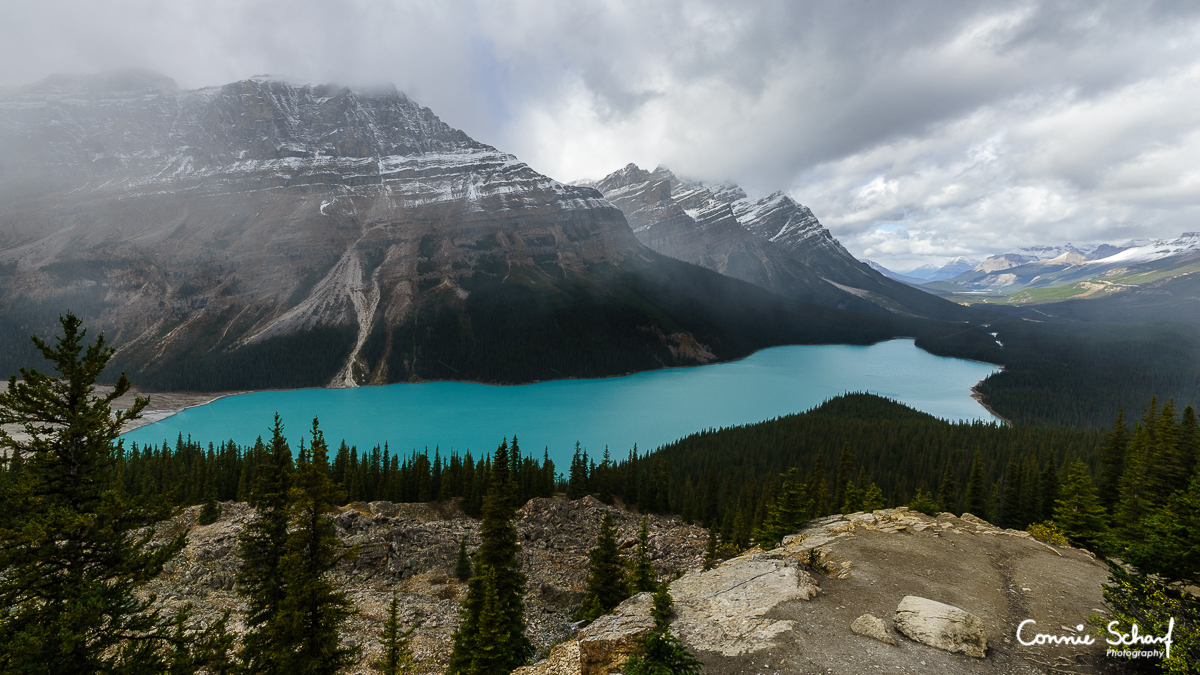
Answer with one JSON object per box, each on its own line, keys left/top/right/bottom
{"left": 593, "top": 164, "right": 962, "bottom": 319}
{"left": 903, "top": 257, "right": 980, "bottom": 282}
{"left": 2, "top": 72, "right": 881, "bottom": 389}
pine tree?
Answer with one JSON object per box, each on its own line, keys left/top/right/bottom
{"left": 622, "top": 582, "right": 703, "bottom": 675}
{"left": 455, "top": 537, "right": 473, "bottom": 581}
{"left": 833, "top": 442, "right": 853, "bottom": 510}
{"left": 237, "top": 413, "right": 294, "bottom": 674}
{"left": 755, "top": 468, "right": 810, "bottom": 548}
{"left": 274, "top": 418, "right": 358, "bottom": 674}
{"left": 628, "top": 515, "right": 657, "bottom": 593}
{"left": 375, "top": 592, "right": 415, "bottom": 675}
{"left": 0, "top": 313, "right": 223, "bottom": 673}
{"left": 860, "top": 481, "right": 885, "bottom": 512}
{"left": 1053, "top": 460, "right": 1108, "bottom": 551}
{"left": 962, "top": 453, "right": 989, "bottom": 520}
{"left": 1123, "top": 476, "right": 1200, "bottom": 585}
{"left": 567, "top": 442, "right": 587, "bottom": 500}
{"left": 1097, "top": 409, "right": 1129, "bottom": 514}
{"left": 907, "top": 486, "right": 938, "bottom": 516}
{"left": 198, "top": 480, "right": 222, "bottom": 525}
{"left": 577, "top": 511, "right": 630, "bottom": 621}
{"left": 448, "top": 441, "right": 532, "bottom": 674}
{"left": 936, "top": 460, "right": 958, "bottom": 514}
{"left": 702, "top": 527, "right": 719, "bottom": 570}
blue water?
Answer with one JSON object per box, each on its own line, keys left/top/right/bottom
{"left": 122, "top": 339, "right": 1000, "bottom": 466}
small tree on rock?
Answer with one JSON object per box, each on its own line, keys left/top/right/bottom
{"left": 375, "top": 592, "right": 415, "bottom": 675}
{"left": 623, "top": 582, "right": 703, "bottom": 675}
{"left": 576, "top": 510, "right": 630, "bottom": 621}
{"left": 455, "top": 536, "right": 473, "bottom": 581}
{"left": 628, "top": 516, "right": 657, "bottom": 593}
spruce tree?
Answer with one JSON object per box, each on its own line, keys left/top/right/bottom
{"left": 623, "top": 582, "right": 703, "bottom": 675}
{"left": 577, "top": 511, "right": 630, "bottom": 621}
{"left": 1097, "top": 409, "right": 1129, "bottom": 513}
{"left": 628, "top": 515, "right": 657, "bottom": 593}
{"left": 755, "top": 468, "right": 810, "bottom": 548}
{"left": 962, "top": 453, "right": 989, "bottom": 520}
{"left": 375, "top": 592, "right": 415, "bottom": 675}
{"left": 455, "top": 536, "right": 473, "bottom": 581}
{"left": 275, "top": 418, "right": 358, "bottom": 674}
{"left": 1052, "top": 460, "right": 1108, "bottom": 551}
{"left": 936, "top": 460, "right": 958, "bottom": 514}
{"left": 237, "top": 413, "right": 294, "bottom": 674}
{"left": 702, "top": 526, "right": 719, "bottom": 570}
{"left": 0, "top": 313, "right": 222, "bottom": 673}
{"left": 448, "top": 440, "right": 532, "bottom": 674}
{"left": 198, "top": 481, "right": 222, "bottom": 525}
{"left": 907, "top": 486, "right": 938, "bottom": 516}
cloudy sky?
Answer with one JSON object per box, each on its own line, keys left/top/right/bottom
{"left": 3, "top": 1, "right": 1199, "bottom": 270}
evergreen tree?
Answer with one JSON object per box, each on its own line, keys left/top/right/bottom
{"left": 702, "top": 526, "right": 719, "bottom": 571}
{"left": 1114, "top": 424, "right": 1152, "bottom": 541}
{"left": 628, "top": 516, "right": 657, "bottom": 593}
{"left": 274, "top": 418, "right": 358, "bottom": 674}
{"left": 455, "top": 537, "right": 473, "bottom": 582}
{"left": 375, "top": 592, "right": 415, "bottom": 675}
{"left": 860, "top": 481, "right": 885, "bottom": 512}
{"left": 907, "top": 486, "right": 938, "bottom": 516}
{"left": 1097, "top": 409, "right": 1129, "bottom": 514}
{"left": 567, "top": 442, "right": 587, "bottom": 500}
{"left": 237, "top": 413, "right": 294, "bottom": 674}
{"left": 622, "top": 583, "right": 703, "bottom": 675}
{"left": 198, "top": 481, "right": 222, "bottom": 525}
{"left": 936, "top": 460, "right": 958, "bottom": 514}
{"left": 833, "top": 442, "right": 853, "bottom": 509}
{"left": 1038, "top": 458, "right": 1060, "bottom": 522}
{"left": 754, "top": 468, "right": 810, "bottom": 548}
{"left": 0, "top": 313, "right": 222, "bottom": 673}
{"left": 1123, "top": 476, "right": 1200, "bottom": 586}
{"left": 962, "top": 453, "right": 989, "bottom": 520}
{"left": 577, "top": 511, "right": 630, "bottom": 621}
{"left": 448, "top": 441, "right": 532, "bottom": 675}
{"left": 1052, "top": 460, "right": 1108, "bottom": 551}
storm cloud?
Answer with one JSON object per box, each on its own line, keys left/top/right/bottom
{"left": 3, "top": 0, "right": 1198, "bottom": 269}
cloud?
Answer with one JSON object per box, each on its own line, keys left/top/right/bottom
{"left": 2, "top": 1, "right": 1199, "bottom": 268}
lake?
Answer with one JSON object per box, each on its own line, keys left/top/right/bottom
{"left": 122, "top": 339, "right": 1001, "bottom": 466}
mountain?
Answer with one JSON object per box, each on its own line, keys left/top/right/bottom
{"left": 864, "top": 261, "right": 927, "bottom": 285}
{"left": 921, "top": 234, "right": 1199, "bottom": 323}
{"left": 902, "top": 256, "right": 979, "bottom": 282}
{"left": 0, "top": 72, "right": 948, "bottom": 390}
{"left": 592, "top": 164, "right": 964, "bottom": 320}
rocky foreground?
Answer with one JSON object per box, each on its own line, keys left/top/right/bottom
{"left": 149, "top": 499, "right": 1132, "bottom": 674}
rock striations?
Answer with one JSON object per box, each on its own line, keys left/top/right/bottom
{"left": 591, "top": 164, "right": 965, "bottom": 321}
{"left": 0, "top": 72, "right": 909, "bottom": 390}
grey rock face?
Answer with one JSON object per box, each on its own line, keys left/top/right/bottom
{"left": 0, "top": 73, "right": 646, "bottom": 388}
{"left": 893, "top": 595, "right": 987, "bottom": 658}
{"left": 594, "top": 163, "right": 966, "bottom": 320}
{"left": 851, "top": 613, "right": 897, "bottom": 646}
{"left": 576, "top": 593, "right": 657, "bottom": 675}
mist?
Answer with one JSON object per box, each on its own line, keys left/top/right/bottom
{"left": 4, "top": 0, "right": 1199, "bottom": 269}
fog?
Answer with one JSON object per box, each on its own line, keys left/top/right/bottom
{"left": 4, "top": 0, "right": 1199, "bottom": 269}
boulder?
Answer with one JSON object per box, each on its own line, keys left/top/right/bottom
{"left": 893, "top": 596, "right": 987, "bottom": 658}
{"left": 577, "top": 593, "right": 657, "bottom": 675}
{"left": 851, "top": 613, "right": 896, "bottom": 646}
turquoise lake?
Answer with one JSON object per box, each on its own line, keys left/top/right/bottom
{"left": 122, "top": 339, "right": 1001, "bottom": 466}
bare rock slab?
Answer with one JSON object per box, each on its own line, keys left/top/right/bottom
{"left": 670, "top": 555, "right": 820, "bottom": 656}
{"left": 577, "top": 592, "right": 657, "bottom": 675}
{"left": 893, "top": 595, "right": 987, "bottom": 658}
{"left": 851, "top": 613, "right": 896, "bottom": 646}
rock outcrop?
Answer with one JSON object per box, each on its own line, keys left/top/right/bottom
{"left": 519, "top": 507, "right": 1126, "bottom": 675}
{"left": 893, "top": 596, "right": 987, "bottom": 658}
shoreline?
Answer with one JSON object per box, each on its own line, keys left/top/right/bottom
{"left": 971, "top": 381, "right": 1011, "bottom": 426}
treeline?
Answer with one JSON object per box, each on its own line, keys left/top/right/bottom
{"left": 110, "top": 433, "right": 559, "bottom": 519}
{"left": 595, "top": 394, "right": 1108, "bottom": 547}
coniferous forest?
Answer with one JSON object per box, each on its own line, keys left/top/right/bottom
{"left": 4, "top": 315, "right": 1200, "bottom": 672}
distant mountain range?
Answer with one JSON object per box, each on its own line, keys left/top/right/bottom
{"left": 866, "top": 236, "right": 1200, "bottom": 326}
{"left": 0, "top": 71, "right": 975, "bottom": 390}
{"left": 587, "top": 164, "right": 964, "bottom": 321}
